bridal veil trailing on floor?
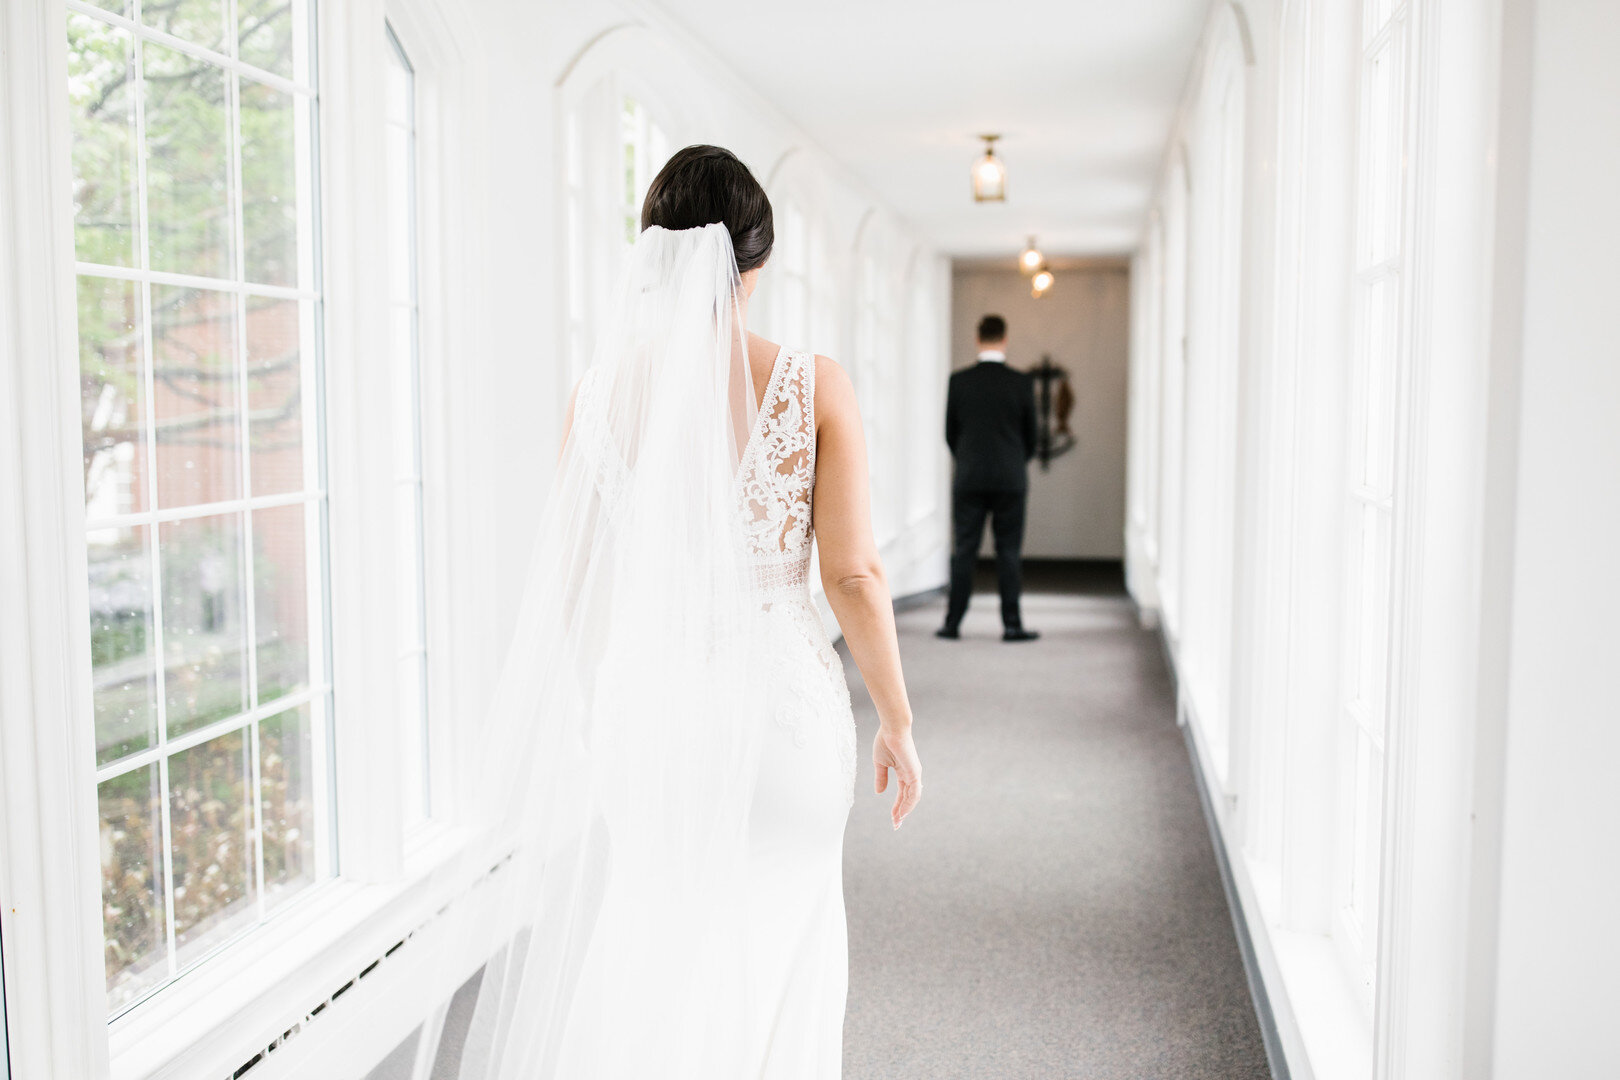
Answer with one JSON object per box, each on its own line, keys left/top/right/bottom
{"left": 434, "top": 222, "right": 855, "bottom": 1079}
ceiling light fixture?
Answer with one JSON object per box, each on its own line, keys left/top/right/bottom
{"left": 1019, "top": 235, "right": 1044, "bottom": 275}
{"left": 1031, "top": 268, "right": 1054, "bottom": 299}
{"left": 972, "top": 135, "right": 1006, "bottom": 203}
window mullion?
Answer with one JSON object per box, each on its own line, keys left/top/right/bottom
{"left": 224, "top": 0, "right": 270, "bottom": 930}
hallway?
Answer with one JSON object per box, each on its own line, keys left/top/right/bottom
{"left": 842, "top": 577, "right": 1269, "bottom": 1079}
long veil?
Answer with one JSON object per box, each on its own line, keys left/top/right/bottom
{"left": 440, "top": 222, "right": 767, "bottom": 1078}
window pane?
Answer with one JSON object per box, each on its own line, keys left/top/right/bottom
{"left": 385, "top": 29, "right": 411, "bottom": 124}
{"left": 67, "top": 15, "right": 138, "bottom": 267}
{"left": 1357, "top": 275, "right": 1398, "bottom": 495}
{"left": 253, "top": 502, "right": 310, "bottom": 705}
{"left": 1349, "top": 733, "right": 1385, "bottom": 954}
{"left": 79, "top": 275, "right": 150, "bottom": 517}
{"left": 239, "top": 0, "right": 302, "bottom": 81}
{"left": 143, "top": 42, "right": 233, "bottom": 280}
{"left": 246, "top": 296, "right": 305, "bottom": 496}
{"left": 387, "top": 22, "right": 430, "bottom": 825}
{"left": 90, "top": 525, "right": 158, "bottom": 765}
{"left": 1362, "top": 37, "right": 1404, "bottom": 268}
{"left": 99, "top": 764, "right": 167, "bottom": 1010}
{"left": 241, "top": 79, "right": 298, "bottom": 287}
{"left": 168, "top": 728, "right": 255, "bottom": 967}
{"left": 386, "top": 124, "right": 413, "bottom": 304}
{"left": 70, "top": 4, "right": 328, "bottom": 1016}
{"left": 142, "top": 0, "right": 227, "bottom": 53}
{"left": 1353, "top": 504, "right": 1392, "bottom": 727}
{"left": 398, "top": 655, "right": 427, "bottom": 827}
{"left": 260, "top": 703, "right": 316, "bottom": 910}
{"left": 151, "top": 285, "right": 239, "bottom": 508}
{"left": 622, "top": 98, "right": 639, "bottom": 206}
{"left": 161, "top": 512, "right": 247, "bottom": 735}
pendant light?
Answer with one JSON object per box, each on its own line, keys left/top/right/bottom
{"left": 972, "top": 135, "right": 1006, "bottom": 202}
{"left": 1019, "top": 235, "right": 1044, "bottom": 275}
{"left": 1031, "top": 268, "right": 1054, "bottom": 299}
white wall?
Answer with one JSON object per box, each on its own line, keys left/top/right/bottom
{"left": 950, "top": 264, "right": 1130, "bottom": 559}
{"left": 1487, "top": 2, "right": 1620, "bottom": 1075}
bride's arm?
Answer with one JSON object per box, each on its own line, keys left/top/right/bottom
{"left": 811, "top": 356, "right": 922, "bottom": 830}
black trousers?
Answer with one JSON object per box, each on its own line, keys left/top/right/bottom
{"left": 945, "top": 489, "right": 1027, "bottom": 631}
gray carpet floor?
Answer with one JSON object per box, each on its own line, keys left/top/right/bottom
{"left": 840, "top": 586, "right": 1271, "bottom": 1080}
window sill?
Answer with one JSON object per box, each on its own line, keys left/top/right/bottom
{"left": 108, "top": 822, "right": 496, "bottom": 1080}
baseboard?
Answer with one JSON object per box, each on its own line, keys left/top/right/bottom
{"left": 1180, "top": 721, "right": 1291, "bottom": 1080}
{"left": 1147, "top": 625, "right": 1288, "bottom": 1080}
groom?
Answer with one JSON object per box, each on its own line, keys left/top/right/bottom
{"left": 938, "top": 315, "right": 1040, "bottom": 642}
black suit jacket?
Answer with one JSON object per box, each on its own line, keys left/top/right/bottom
{"left": 945, "top": 360, "right": 1038, "bottom": 493}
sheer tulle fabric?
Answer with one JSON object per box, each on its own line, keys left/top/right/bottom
{"left": 443, "top": 224, "right": 768, "bottom": 1079}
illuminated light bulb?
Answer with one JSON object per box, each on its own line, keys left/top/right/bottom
{"left": 1019, "top": 236, "right": 1043, "bottom": 274}
{"left": 972, "top": 135, "right": 1006, "bottom": 202}
{"left": 1031, "top": 269, "right": 1054, "bottom": 298}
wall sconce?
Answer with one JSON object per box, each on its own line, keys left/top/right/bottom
{"left": 1031, "top": 268, "right": 1054, "bottom": 298}
{"left": 1019, "top": 235, "right": 1044, "bottom": 275}
{"left": 972, "top": 135, "right": 1006, "bottom": 202}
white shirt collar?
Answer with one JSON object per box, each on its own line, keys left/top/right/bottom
{"left": 977, "top": 349, "right": 1006, "bottom": 363}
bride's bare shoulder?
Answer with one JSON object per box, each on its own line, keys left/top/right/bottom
{"left": 811, "top": 355, "right": 857, "bottom": 427}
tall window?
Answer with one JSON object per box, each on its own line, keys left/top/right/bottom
{"left": 619, "top": 96, "right": 667, "bottom": 247}
{"left": 385, "top": 22, "right": 430, "bottom": 827}
{"left": 1179, "top": 31, "right": 1245, "bottom": 769}
{"left": 1339, "top": 0, "right": 1409, "bottom": 995}
{"left": 854, "top": 245, "right": 899, "bottom": 543}
{"left": 69, "top": 0, "right": 330, "bottom": 1014}
{"left": 772, "top": 200, "right": 810, "bottom": 347}
{"left": 563, "top": 89, "right": 669, "bottom": 383}
{"left": 905, "top": 258, "right": 937, "bottom": 523}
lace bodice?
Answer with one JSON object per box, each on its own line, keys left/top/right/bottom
{"left": 737, "top": 347, "right": 817, "bottom": 602}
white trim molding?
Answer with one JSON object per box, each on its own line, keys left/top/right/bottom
{"left": 0, "top": 1, "right": 116, "bottom": 1076}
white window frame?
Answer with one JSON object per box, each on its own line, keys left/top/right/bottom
{"left": 1, "top": 1, "right": 497, "bottom": 1076}
{"left": 61, "top": 0, "right": 336, "bottom": 1022}
{"left": 1176, "top": 14, "right": 1247, "bottom": 785}
{"left": 1155, "top": 149, "right": 1190, "bottom": 644}
{"left": 1333, "top": 0, "right": 1412, "bottom": 1004}
{"left": 383, "top": 17, "right": 433, "bottom": 830}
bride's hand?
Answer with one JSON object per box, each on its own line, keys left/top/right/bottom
{"left": 873, "top": 725, "right": 921, "bottom": 830}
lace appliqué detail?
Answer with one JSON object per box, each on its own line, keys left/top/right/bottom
{"left": 738, "top": 350, "right": 816, "bottom": 601}
{"left": 739, "top": 349, "right": 855, "bottom": 805}
{"left": 764, "top": 599, "right": 857, "bottom": 808}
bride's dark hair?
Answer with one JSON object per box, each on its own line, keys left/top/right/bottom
{"left": 641, "top": 145, "right": 774, "bottom": 273}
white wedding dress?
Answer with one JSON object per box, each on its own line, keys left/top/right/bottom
{"left": 446, "top": 225, "right": 854, "bottom": 1080}
{"left": 735, "top": 345, "right": 858, "bottom": 1077}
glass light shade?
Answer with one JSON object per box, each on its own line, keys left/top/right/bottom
{"left": 1031, "top": 269, "right": 1054, "bottom": 298}
{"left": 972, "top": 136, "right": 1006, "bottom": 202}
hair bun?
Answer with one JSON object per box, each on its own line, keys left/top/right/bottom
{"left": 641, "top": 145, "right": 774, "bottom": 273}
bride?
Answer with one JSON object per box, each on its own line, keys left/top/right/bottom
{"left": 447, "top": 145, "right": 923, "bottom": 1079}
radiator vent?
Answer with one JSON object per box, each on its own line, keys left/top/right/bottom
{"left": 226, "top": 853, "right": 511, "bottom": 1079}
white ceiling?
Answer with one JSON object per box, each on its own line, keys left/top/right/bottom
{"left": 658, "top": 0, "right": 1210, "bottom": 259}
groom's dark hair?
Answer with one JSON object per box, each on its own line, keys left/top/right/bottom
{"left": 642, "top": 145, "right": 774, "bottom": 273}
